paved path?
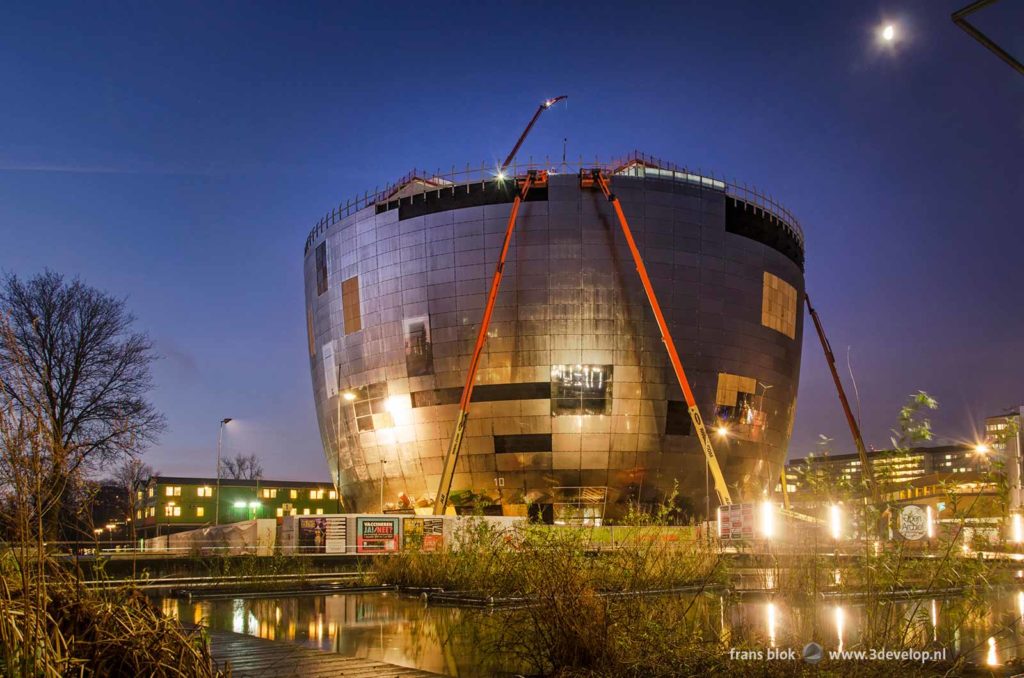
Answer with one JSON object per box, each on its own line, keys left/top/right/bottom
{"left": 206, "top": 628, "right": 440, "bottom": 677}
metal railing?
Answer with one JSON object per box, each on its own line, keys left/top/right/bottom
{"left": 302, "top": 151, "right": 805, "bottom": 254}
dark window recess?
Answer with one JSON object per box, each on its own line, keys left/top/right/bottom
{"left": 551, "top": 365, "right": 613, "bottom": 416}
{"left": 411, "top": 388, "right": 460, "bottom": 408}
{"left": 404, "top": 316, "right": 433, "bottom": 377}
{"left": 410, "top": 382, "right": 550, "bottom": 408}
{"left": 725, "top": 198, "right": 804, "bottom": 271}
{"left": 494, "top": 434, "right": 553, "bottom": 454}
{"left": 376, "top": 178, "right": 548, "bottom": 221}
{"left": 665, "top": 401, "right": 693, "bottom": 436}
{"left": 476, "top": 382, "right": 550, "bottom": 401}
{"left": 315, "top": 243, "right": 328, "bottom": 296}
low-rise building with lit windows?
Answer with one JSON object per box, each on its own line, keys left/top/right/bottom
{"left": 133, "top": 476, "right": 339, "bottom": 539}
{"left": 782, "top": 444, "right": 988, "bottom": 499}
{"left": 303, "top": 153, "right": 807, "bottom": 521}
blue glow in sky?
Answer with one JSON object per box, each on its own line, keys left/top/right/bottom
{"left": 1, "top": 2, "right": 1021, "bottom": 479}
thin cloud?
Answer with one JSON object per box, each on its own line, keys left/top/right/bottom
{"left": 0, "top": 161, "right": 213, "bottom": 176}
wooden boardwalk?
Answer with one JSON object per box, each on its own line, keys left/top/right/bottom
{"left": 206, "top": 628, "right": 440, "bottom": 677}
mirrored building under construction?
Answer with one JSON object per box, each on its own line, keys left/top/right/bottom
{"left": 303, "top": 153, "right": 805, "bottom": 522}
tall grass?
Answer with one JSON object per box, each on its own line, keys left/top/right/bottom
{"left": 0, "top": 555, "right": 225, "bottom": 677}
{"left": 372, "top": 519, "right": 721, "bottom": 598}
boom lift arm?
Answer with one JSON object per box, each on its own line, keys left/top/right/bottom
{"left": 501, "top": 96, "right": 567, "bottom": 172}
{"left": 805, "top": 293, "right": 879, "bottom": 504}
{"left": 589, "top": 170, "right": 733, "bottom": 507}
{"left": 432, "top": 171, "right": 545, "bottom": 515}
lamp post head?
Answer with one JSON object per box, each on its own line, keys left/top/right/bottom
{"left": 221, "top": 418, "right": 233, "bottom": 425}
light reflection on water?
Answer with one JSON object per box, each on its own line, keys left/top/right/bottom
{"left": 171, "top": 592, "right": 488, "bottom": 676}
{"left": 162, "top": 588, "right": 1024, "bottom": 675}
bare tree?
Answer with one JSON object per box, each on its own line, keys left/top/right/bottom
{"left": 0, "top": 271, "right": 165, "bottom": 539}
{"left": 111, "top": 458, "right": 153, "bottom": 538}
{"left": 220, "top": 453, "right": 263, "bottom": 480}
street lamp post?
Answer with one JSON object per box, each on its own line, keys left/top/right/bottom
{"left": 215, "top": 418, "right": 232, "bottom": 525}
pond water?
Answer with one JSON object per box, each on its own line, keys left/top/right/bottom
{"left": 160, "top": 587, "right": 1024, "bottom": 676}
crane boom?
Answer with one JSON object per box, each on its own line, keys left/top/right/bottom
{"left": 589, "top": 170, "right": 733, "bottom": 507}
{"left": 805, "top": 293, "right": 879, "bottom": 504}
{"left": 433, "top": 171, "right": 544, "bottom": 515}
{"left": 501, "top": 96, "right": 567, "bottom": 172}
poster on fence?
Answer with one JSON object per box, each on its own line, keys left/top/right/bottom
{"left": 298, "top": 517, "right": 347, "bottom": 553}
{"left": 717, "top": 503, "right": 755, "bottom": 541}
{"left": 403, "top": 517, "right": 444, "bottom": 552}
{"left": 356, "top": 516, "right": 399, "bottom": 553}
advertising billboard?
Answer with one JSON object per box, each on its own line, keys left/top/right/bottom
{"left": 356, "top": 516, "right": 399, "bottom": 553}
{"left": 403, "top": 517, "right": 444, "bottom": 552}
{"left": 298, "top": 516, "right": 347, "bottom": 553}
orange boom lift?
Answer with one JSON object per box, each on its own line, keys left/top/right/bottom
{"left": 433, "top": 162, "right": 734, "bottom": 514}
{"left": 586, "top": 169, "right": 733, "bottom": 506}
{"left": 432, "top": 169, "right": 546, "bottom": 514}
{"left": 433, "top": 96, "right": 564, "bottom": 515}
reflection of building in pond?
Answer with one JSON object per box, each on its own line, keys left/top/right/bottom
{"left": 167, "top": 588, "right": 1024, "bottom": 671}
{"left": 175, "top": 593, "right": 477, "bottom": 676}
{"left": 304, "top": 154, "right": 807, "bottom": 520}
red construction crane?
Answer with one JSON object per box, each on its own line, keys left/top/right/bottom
{"left": 805, "top": 293, "right": 879, "bottom": 504}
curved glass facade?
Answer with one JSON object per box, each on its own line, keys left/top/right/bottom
{"left": 303, "top": 167, "right": 804, "bottom": 521}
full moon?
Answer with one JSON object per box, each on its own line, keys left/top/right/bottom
{"left": 882, "top": 24, "right": 895, "bottom": 41}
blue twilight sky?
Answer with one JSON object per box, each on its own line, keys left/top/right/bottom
{"left": 1, "top": 2, "right": 1021, "bottom": 481}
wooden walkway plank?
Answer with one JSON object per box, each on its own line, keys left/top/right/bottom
{"left": 204, "top": 628, "right": 440, "bottom": 677}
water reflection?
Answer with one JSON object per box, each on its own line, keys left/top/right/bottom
{"left": 835, "top": 606, "right": 845, "bottom": 653}
{"left": 169, "top": 592, "right": 489, "bottom": 676}
{"left": 161, "top": 587, "right": 1024, "bottom": 675}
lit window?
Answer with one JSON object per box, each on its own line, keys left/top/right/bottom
{"left": 290, "top": 489, "right": 298, "bottom": 500}
{"left": 164, "top": 504, "right": 181, "bottom": 517}
{"left": 261, "top": 488, "right": 277, "bottom": 499}
{"left": 290, "top": 508, "right": 298, "bottom": 516}
{"left": 303, "top": 508, "right": 310, "bottom": 516}
{"left": 714, "top": 373, "right": 765, "bottom": 436}
{"left": 329, "top": 490, "right": 337, "bottom": 500}
{"left": 316, "top": 508, "right": 324, "bottom": 515}
{"left": 315, "top": 242, "right": 328, "bottom": 296}
{"left": 148, "top": 488, "right": 154, "bottom": 498}
{"left": 276, "top": 507, "right": 284, "bottom": 517}
{"left": 309, "top": 489, "right": 325, "bottom": 500}
{"left": 136, "top": 490, "right": 143, "bottom": 501}
{"left": 197, "top": 486, "right": 213, "bottom": 497}
{"left": 342, "top": 276, "right": 361, "bottom": 334}
{"left": 761, "top": 272, "right": 797, "bottom": 339}
{"left": 135, "top": 509, "right": 141, "bottom": 520}
{"left": 195, "top": 506, "right": 205, "bottom": 518}
{"left": 551, "top": 365, "right": 613, "bottom": 415}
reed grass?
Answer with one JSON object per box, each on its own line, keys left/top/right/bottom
{"left": 0, "top": 555, "right": 226, "bottom": 677}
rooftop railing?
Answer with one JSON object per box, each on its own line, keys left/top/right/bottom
{"left": 303, "top": 151, "right": 804, "bottom": 254}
